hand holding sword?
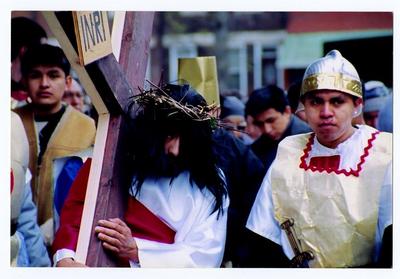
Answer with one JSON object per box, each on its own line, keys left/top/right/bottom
{"left": 280, "top": 218, "right": 314, "bottom": 268}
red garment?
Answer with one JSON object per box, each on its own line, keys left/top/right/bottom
{"left": 11, "top": 90, "right": 28, "bottom": 101}
{"left": 309, "top": 155, "right": 340, "bottom": 171}
{"left": 52, "top": 159, "right": 176, "bottom": 259}
{"left": 52, "top": 159, "right": 91, "bottom": 254}
{"left": 125, "top": 197, "right": 175, "bottom": 244}
{"left": 11, "top": 170, "right": 14, "bottom": 194}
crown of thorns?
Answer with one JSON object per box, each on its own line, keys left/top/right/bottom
{"left": 131, "top": 81, "right": 218, "bottom": 124}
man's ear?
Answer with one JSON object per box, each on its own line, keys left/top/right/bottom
{"left": 65, "top": 75, "right": 72, "bottom": 88}
{"left": 352, "top": 98, "right": 364, "bottom": 118}
{"left": 355, "top": 97, "right": 363, "bottom": 107}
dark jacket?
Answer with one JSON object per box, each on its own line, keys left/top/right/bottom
{"left": 212, "top": 128, "right": 265, "bottom": 266}
{"left": 251, "top": 115, "right": 311, "bottom": 171}
{"left": 241, "top": 115, "right": 311, "bottom": 267}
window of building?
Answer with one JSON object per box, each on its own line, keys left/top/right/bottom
{"left": 262, "top": 48, "right": 277, "bottom": 86}
{"left": 226, "top": 47, "right": 248, "bottom": 99}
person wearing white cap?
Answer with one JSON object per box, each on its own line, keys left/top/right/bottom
{"left": 363, "top": 80, "right": 391, "bottom": 129}
{"left": 377, "top": 93, "right": 393, "bottom": 133}
{"left": 220, "top": 95, "right": 254, "bottom": 145}
{"left": 246, "top": 50, "right": 392, "bottom": 267}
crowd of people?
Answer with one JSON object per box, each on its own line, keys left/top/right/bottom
{"left": 10, "top": 17, "right": 392, "bottom": 268}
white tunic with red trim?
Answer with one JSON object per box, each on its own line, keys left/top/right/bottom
{"left": 246, "top": 125, "right": 392, "bottom": 267}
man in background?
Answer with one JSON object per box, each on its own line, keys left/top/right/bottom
{"left": 363, "top": 80, "right": 391, "bottom": 129}
{"left": 245, "top": 85, "right": 311, "bottom": 171}
{"left": 63, "top": 78, "right": 86, "bottom": 113}
{"left": 220, "top": 95, "right": 253, "bottom": 145}
{"left": 14, "top": 44, "right": 96, "bottom": 247}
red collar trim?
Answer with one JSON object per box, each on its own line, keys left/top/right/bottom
{"left": 299, "top": 131, "right": 380, "bottom": 177}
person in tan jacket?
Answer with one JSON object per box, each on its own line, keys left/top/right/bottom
{"left": 14, "top": 44, "right": 96, "bottom": 247}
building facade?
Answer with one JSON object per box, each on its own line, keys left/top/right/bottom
{"left": 12, "top": 11, "right": 393, "bottom": 99}
{"left": 149, "top": 12, "right": 393, "bottom": 99}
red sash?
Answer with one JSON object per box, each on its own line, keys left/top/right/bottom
{"left": 125, "top": 196, "right": 176, "bottom": 244}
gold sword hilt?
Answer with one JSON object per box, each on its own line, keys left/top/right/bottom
{"left": 280, "top": 218, "right": 314, "bottom": 268}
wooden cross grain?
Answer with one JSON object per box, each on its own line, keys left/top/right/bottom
{"left": 42, "top": 11, "right": 154, "bottom": 267}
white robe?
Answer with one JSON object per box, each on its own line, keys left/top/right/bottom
{"left": 55, "top": 171, "right": 229, "bottom": 267}
{"left": 246, "top": 125, "right": 392, "bottom": 262}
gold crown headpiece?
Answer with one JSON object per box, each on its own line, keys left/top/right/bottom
{"left": 301, "top": 50, "right": 362, "bottom": 99}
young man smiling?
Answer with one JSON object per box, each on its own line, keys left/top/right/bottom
{"left": 14, "top": 44, "right": 96, "bottom": 248}
{"left": 246, "top": 50, "right": 392, "bottom": 267}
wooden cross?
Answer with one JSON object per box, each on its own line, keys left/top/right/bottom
{"left": 42, "top": 11, "right": 154, "bottom": 267}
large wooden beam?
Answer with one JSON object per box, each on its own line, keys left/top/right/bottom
{"left": 42, "top": 11, "right": 154, "bottom": 266}
{"left": 41, "top": 11, "right": 112, "bottom": 265}
{"left": 85, "top": 12, "right": 154, "bottom": 267}
{"left": 118, "top": 12, "right": 154, "bottom": 87}
{"left": 85, "top": 114, "right": 131, "bottom": 267}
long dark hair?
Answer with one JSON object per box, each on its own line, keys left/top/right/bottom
{"left": 127, "top": 84, "right": 227, "bottom": 215}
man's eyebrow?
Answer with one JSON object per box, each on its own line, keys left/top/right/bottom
{"left": 255, "top": 116, "right": 274, "bottom": 123}
{"left": 308, "top": 94, "right": 323, "bottom": 100}
{"left": 28, "top": 69, "right": 41, "bottom": 73}
{"left": 253, "top": 119, "right": 264, "bottom": 125}
{"left": 47, "top": 69, "right": 62, "bottom": 73}
{"left": 330, "top": 95, "right": 344, "bottom": 100}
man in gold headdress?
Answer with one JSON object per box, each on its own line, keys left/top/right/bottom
{"left": 246, "top": 50, "right": 392, "bottom": 267}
